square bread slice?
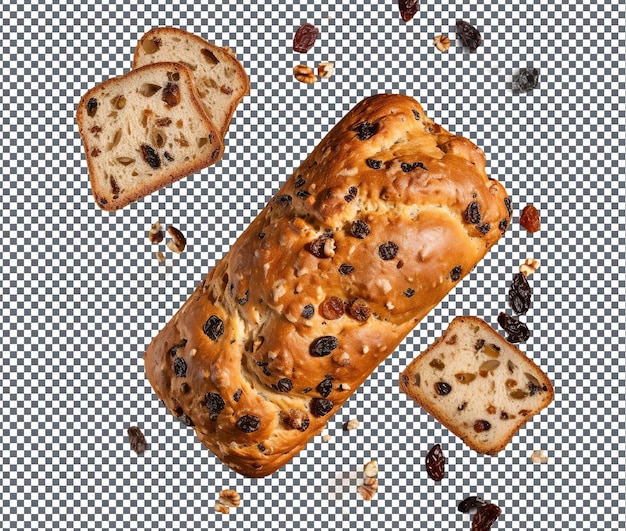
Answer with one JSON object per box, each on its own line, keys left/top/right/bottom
{"left": 76, "top": 62, "right": 224, "bottom": 211}
{"left": 133, "top": 27, "right": 250, "bottom": 139}
{"left": 399, "top": 316, "right": 554, "bottom": 454}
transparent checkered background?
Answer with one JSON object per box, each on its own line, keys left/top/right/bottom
{"left": 2, "top": 0, "right": 625, "bottom": 528}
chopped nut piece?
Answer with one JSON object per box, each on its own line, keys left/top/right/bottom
{"left": 519, "top": 257, "right": 540, "bottom": 277}
{"left": 148, "top": 221, "right": 164, "bottom": 244}
{"left": 323, "top": 237, "right": 336, "bottom": 257}
{"left": 433, "top": 35, "right": 451, "bottom": 52}
{"left": 363, "top": 460, "right": 379, "bottom": 478}
{"left": 343, "top": 418, "right": 360, "bottom": 432}
{"left": 317, "top": 61, "right": 335, "bottom": 79}
{"left": 338, "top": 383, "right": 351, "bottom": 391}
{"left": 530, "top": 449, "right": 549, "bottom": 464}
{"left": 155, "top": 251, "right": 166, "bottom": 263}
{"left": 167, "top": 225, "right": 186, "bottom": 254}
{"left": 322, "top": 434, "right": 332, "bottom": 443}
{"left": 219, "top": 489, "right": 241, "bottom": 508}
{"left": 357, "top": 476, "right": 379, "bottom": 501}
{"left": 294, "top": 64, "right": 317, "bottom": 84}
{"left": 214, "top": 501, "right": 230, "bottom": 514}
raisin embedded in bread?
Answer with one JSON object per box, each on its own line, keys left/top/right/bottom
{"left": 76, "top": 62, "right": 224, "bottom": 211}
{"left": 399, "top": 316, "right": 554, "bottom": 455}
{"left": 133, "top": 27, "right": 250, "bottom": 139}
{"left": 143, "top": 94, "right": 512, "bottom": 477}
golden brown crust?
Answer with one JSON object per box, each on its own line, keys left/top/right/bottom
{"left": 143, "top": 94, "right": 511, "bottom": 477}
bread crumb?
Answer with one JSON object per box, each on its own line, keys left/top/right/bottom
{"left": 214, "top": 501, "right": 229, "bottom": 514}
{"left": 155, "top": 251, "right": 166, "bottom": 263}
{"left": 530, "top": 449, "right": 549, "bottom": 464}
{"left": 357, "top": 476, "right": 378, "bottom": 501}
{"left": 343, "top": 418, "right": 360, "bottom": 431}
{"left": 219, "top": 489, "right": 241, "bottom": 507}
{"left": 322, "top": 434, "right": 332, "bottom": 443}
{"left": 363, "top": 460, "right": 378, "bottom": 478}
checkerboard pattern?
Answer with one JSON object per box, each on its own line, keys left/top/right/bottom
{"left": 2, "top": 0, "right": 625, "bottom": 528}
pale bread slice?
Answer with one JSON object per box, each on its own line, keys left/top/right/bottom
{"left": 399, "top": 316, "right": 554, "bottom": 454}
{"left": 76, "top": 62, "right": 224, "bottom": 211}
{"left": 133, "top": 27, "right": 250, "bottom": 139}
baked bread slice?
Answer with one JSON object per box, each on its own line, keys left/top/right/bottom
{"left": 399, "top": 316, "right": 554, "bottom": 455}
{"left": 133, "top": 27, "right": 250, "bottom": 139}
{"left": 76, "top": 62, "right": 224, "bottom": 211}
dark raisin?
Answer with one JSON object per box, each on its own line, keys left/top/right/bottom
{"left": 310, "top": 336, "right": 338, "bottom": 357}
{"left": 178, "top": 414, "right": 194, "bottom": 427}
{"left": 458, "top": 402, "right": 467, "bottom": 411}
{"left": 500, "top": 411, "right": 509, "bottom": 419}
{"left": 164, "top": 151, "right": 174, "bottom": 162}
{"left": 497, "top": 312, "right": 530, "bottom": 343}
{"left": 296, "top": 190, "right": 311, "bottom": 198}
{"left": 310, "top": 398, "right": 333, "bottom": 417}
{"left": 458, "top": 496, "right": 488, "bottom": 513}
{"left": 347, "top": 299, "right": 371, "bottom": 322}
{"left": 504, "top": 197, "right": 513, "bottom": 217}
{"left": 473, "top": 420, "right": 491, "bottom": 433}
{"left": 86, "top": 97, "right": 98, "bottom": 117}
{"left": 499, "top": 219, "right": 509, "bottom": 233}
{"left": 205, "top": 392, "right": 226, "bottom": 420}
{"left": 301, "top": 304, "right": 314, "bottom": 319}
{"left": 519, "top": 204, "right": 541, "bottom": 233}
{"left": 456, "top": 20, "right": 482, "bottom": 52}
{"left": 301, "top": 387, "right": 313, "bottom": 394}
{"left": 319, "top": 297, "right": 344, "bottom": 320}
{"left": 465, "top": 201, "right": 482, "bottom": 224}
{"left": 169, "top": 339, "right": 187, "bottom": 357}
{"left": 354, "top": 121, "right": 377, "bottom": 140}
{"left": 339, "top": 264, "right": 355, "bottom": 275}
{"left": 141, "top": 144, "right": 161, "bottom": 169}
{"left": 203, "top": 315, "right": 225, "bottom": 340}
{"left": 293, "top": 23, "right": 319, "bottom": 53}
{"left": 161, "top": 82, "right": 181, "bottom": 106}
{"left": 173, "top": 357, "right": 187, "bottom": 378}
{"left": 412, "top": 109, "right": 421, "bottom": 120}
{"left": 401, "top": 161, "right": 427, "bottom": 172}
{"left": 425, "top": 443, "right": 445, "bottom": 481}
{"left": 401, "top": 374, "right": 409, "bottom": 387}
{"left": 258, "top": 232, "right": 265, "bottom": 239}
{"left": 344, "top": 186, "right": 358, "bottom": 202}
{"left": 528, "top": 380, "right": 547, "bottom": 396}
{"left": 509, "top": 272, "right": 532, "bottom": 315}
{"left": 294, "top": 176, "right": 305, "bottom": 187}
{"left": 450, "top": 265, "right": 463, "bottom": 281}
{"left": 512, "top": 68, "right": 540, "bottom": 93}
{"left": 277, "top": 378, "right": 293, "bottom": 393}
{"left": 236, "top": 414, "right": 261, "bottom": 433}
{"left": 398, "top": 0, "right": 419, "bottom": 22}
{"left": 233, "top": 389, "right": 242, "bottom": 402}
{"left": 351, "top": 219, "right": 371, "bottom": 239}
{"left": 474, "top": 339, "right": 485, "bottom": 351}
{"left": 308, "top": 234, "right": 330, "bottom": 258}
{"left": 257, "top": 362, "right": 272, "bottom": 377}
{"left": 366, "top": 158, "right": 383, "bottom": 170}
{"left": 378, "top": 241, "right": 399, "bottom": 260}
{"left": 404, "top": 288, "right": 415, "bottom": 298}
{"left": 317, "top": 376, "right": 333, "bottom": 398}
{"left": 237, "top": 290, "right": 249, "bottom": 306}
{"left": 476, "top": 223, "right": 491, "bottom": 235}
{"left": 435, "top": 382, "right": 452, "bottom": 395}
{"left": 258, "top": 443, "right": 266, "bottom": 452}
{"left": 127, "top": 426, "right": 147, "bottom": 455}
{"left": 274, "top": 194, "right": 292, "bottom": 206}
{"left": 179, "top": 382, "right": 190, "bottom": 394}
{"left": 471, "top": 503, "right": 502, "bottom": 531}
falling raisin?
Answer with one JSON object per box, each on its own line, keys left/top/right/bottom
{"left": 450, "top": 265, "right": 463, "bottom": 281}
{"left": 471, "top": 503, "right": 502, "bottom": 531}
{"left": 319, "top": 297, "right": 344, "bottom": 320}
{"left": 509, "top": 272, "right": 532, "bottom": 315}
{"left": 456, "top": 20, "right": 482, "bottom": 52}
{"left": 302, "top": 304, "right": 314, "bottom": 319}
{"left": 401, "top": 161, "right": 427, "bottom": 172}
{"left": 398, "top": 0, "right": 419, "bottom": 22}
{"left": 86, "top": 97, "right": 98, "bottom": 117}
{"left": 205, "top": 392, "right": 226, "bottom": 420}
{"left": 127, "top": 426, "right": 147, "bottom": 455}
{"left": 141, "top": 144, "right": 161, "bottom": 169}
{"left": 354, "top": 121, "right": 377, "bottom": 140}
{"left": 169, "top": 339, "right": 187, "bottom": 357}
{"left": 310, "top": 398, "right": 333, "bottom": 417}
{"left": 344, "top": 186, "right": 358, "bottom": 202}
{"left": 277, "top": 378, "right": 293, "bottom": 392}
{"left": 339, "top": 264, "right": 355, "bottom": 275}
{"left": 473, "top": 420, "right": 491, "bottom": 433}
{"left": 425, "top": 443, "right": 445, "bottom": 481}
{"left": 497, "top": 312, "right": 530, "bottom": 343}
{"left": 351, "top": 219, "right": 371, "bottom": 239}
{"left": 404, "top": 288, "right": 415, "bottom": 298}
{"left": 203, "top": 315, "right": 225, "bottom": 340}
{"left": 465, "top": 201, "right": 482, "bottom": 224}
{"left": 366, "top": 158, "right": 382, "bottom": 170}
{"left": 458, "top": 496, "right": 488, "bottom": 513}
{"left": 161, "top": 82, "right": 181, "bottom": 106}
{"left": 347, "top": 299, "right": 371, "bottom": 322}
{"left": 293, "top": 23, "right": 319, "bottom": 53}
{"left": 173, "top": 357, "right": 187, "bottom": 378}
{"left": 519, "top": 204, "right": 541, "bottom": 233}
{"left": 317, "top": 376, "right": 333, "bottom": 398}
{"left": 435, "top": 382, "right": 452, "bottom": 395}
{"left": 236, "top": 414, "right": 261, "bottom": 433}
{"left": 379, "top": 241, "right": 399, "bottom": 260}
{"left": 233, "top": 389, "right": 242, "bottom": 402}
{"left": 512, "top": 68, "right": 539, "bottom": 93}
{"left": 274, "top": 194, "right": 293, "bottom": 206}
{"left": 310, "top": 336, "right": 338, "bottom": 357}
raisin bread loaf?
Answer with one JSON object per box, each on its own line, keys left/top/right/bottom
{"left": 143, "top": 94, "right": 512, "bottom": 477}
{"left": 133, "top": 27, "right": 250, "bottom": 139}
{"left": 399, "top": 316, "right": 554, "bottom": 454}
{"left": 76, "top": 62, "right": 224, "bottom": 211}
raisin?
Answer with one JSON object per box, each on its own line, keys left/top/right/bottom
{"left": 425, "top": 443, "right": 445, "bottom": 481}
{"left": 164, "top": 151, "right": 174, "bottom": 162}
{"left": 509, "top": 272, "right": 532, "bottom": 315}
{"left": 499, "top": 219, "right": 509, "bottom": 233}
{"left": 310, "top": 336, "right": 338, "bottom": 357}
{"left": 465, "top": 201, "right": 482, "bottom": 224}
{"left": 412, "top": 109, "right": 421, "bottom": 120}
{"left": 497, "top": 312, "right": 530, "bottom": 343}
{"left": 344, "top": 186, "right": 358, "bottom": 202}
{"left": 236, "top": 414, "right": 261, "bottom": 433}
{"left": 504, "top": 197, "right": 513, "bottom": 217}
{"left": 354, "top": 121, "right": 377, "bottom": 140}
{"left": 179, "top": 382, "right": 190, "bottom": 394}
{"left": 519, "top": 204, "right": 541, "bottom": 233}
{"left": 293, "top": 23, "right": 319, "bottom": 53}
{"left": 127, "top": 426, "right": 147, "bottom": 455}
{"left": 398, "top": 0, "right": 419, "bottom": 22}
{"left": 237, "top": 291, "right": 249, "bottom": 306}
{"left": 512, "top": 68, "right": 539, "bottom": 93}
{"left": 319, "top": 297, "right": 344, "bottom": 320}
{"left": 366, "top": 158, "right": 382, "bottom": 170}
{"left": 338, "top": 264, "right": 355, "bottom": 275}
{"left": 258, "top": 232, "right": 265, "bottom": 239}
{"left": 403, "top": 288, "right": 415, "bottom": 298}
{"left": 296, "top": 190, "right": 311, "bottom": 198}
{"left": 301, "top": 387, "right": 313, "bottom": 394}
{"left": 169, "top": 339, "right": 187, "bottom": 357}
{"left": 86, "top": 97, "right": 98, "bottom": 117}
{"left": 161, "top": 82, "right": 181, "bottom": 106}
{"left": 401, "top": 161, "right": 427, "bottom": 172}
{"left": 308, "top": 234, "right": 331, "bottom": 258}
{"left": 476, "top": 223, "right": 491, "bottom": 235}
{"left": 474, "top": 339, "right": 485, "bottom": 351}
{"left": 310, "top": 398, "right": 334, "bottom": 417}
{"left": 351, "top": 219, "right": 371, "bottom": 239}
{"left": 473, "top": 420, "right": 491, "bottom": 433}
{"left": 141, "top": 144, "right": 161, "bottom": 169}
{"left": 317, "top": 376, "right": 333, "bottom": 398}
{"left": 203, "top": 315, "right": 225, "bottom": 340}
{"left": 173, "top": 357, "right": 187, "bottom": 378}
{"left": 500, "top": 411, "right": 509, "bottom": 420}
{"left": 205, "top": 392, "right": 226, "bottom": 420}
{"left": 233, "top": 389, "right": 242, "bottom": 402}
{"left": 378, "top": 241, "right": 399, "bottom": 260}
{"left": 450, "top": 265, "right": 463, "bottom": 281}
{"left": 294, "top": 176, "right": 305, "bottom": 187}
{"left": 347, "top": 299, "right": 371, "bottom": 322}
{"left": 401, "top": 374, "right": 409, "bottom": 387}
{"left": 277, "top": 378, "right": 293, "bottom": 392}
{"left": 435, "top": 382, "right": 452, "bottom": 395}
{"left": 178, "top": 414, "right": 194, "bottom": 427}
{"left": 458, "top": 496, "right": 488, "bottom": 513}
{"left": 471, "top": 503, "right": 502, "bottom": 531}
{"left": 274, "top": 194, "right": 293, "bottom": 206}
{"left": 258, "top": 443, "right": 266, "bottom": 452}
{"left": 301, "top": 304, "right": 314, "bottom": 319}
{"left": 456, "top": 20, "right": 482, "bottom": 52}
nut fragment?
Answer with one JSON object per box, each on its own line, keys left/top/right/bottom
{"left": 294, "top": 64, "right": 317, "bottom": 84}
{"left": 155, "top": 251, "right": 166, "bottom": 263}
{"left": 357, "top": 476, "right": 379, "bottom": 501}
{"left": 343, "top": 418, "right": 360, "bottom": 432}
{"left": 214, "top": 502, "right": 230, "bottom": 514}
{"left": 433, "top": 35, "right": 450, "bottom": 52}
{"left": 219, "top": 489, "right": 241, "bottom": 508}
{"left": 322, "top": 434, "right": 332, "bottom": 443}
{"left": 167, "top": 225, "right": 186, "bottom": 254}
{"left": 148, "top": 220, "right": 164, "bottom": 244}
{"left": 363, "top": 460, "right": 378, "bottom": 478}
{"left": 519, "top": 257, "right": 540, "bottom": 277}
{"left": 317, "top": 61, "right": 335, "bottom": 79}
{"left": 530, "top": 449, "right": 549, "bottom": 464}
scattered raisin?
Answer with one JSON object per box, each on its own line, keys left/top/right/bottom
{"left": 338, "top": 264, "right": 355, "bottom": 275}
{"left": 366, "top": 158, "right": 382, "bottom": 170}
{"left": 500, "top": 411, "right": 509, "bottom": 419}
{"left": 401, "top": 161, "right": 427, "bottom": 172}
{"left": 497, "top": 312, "right": 530, "bottom": 343}
{"left": 401, "top": 374, "right": 409, "bottom": 387}
{"left": 351, "top": 219, "right": 371, "bottom": 239}
{"left": 168, "top": 339, "right": 187, "bottom": 357}
{"left": 308, "top": 234, "right": 331, "bottom": 258}
{"left": 257, "top": 443, "right": 266, "bottom": 452}
{"left": 173, "top": 357, "right": 187, "bottom": 378}
{"left": 450, "top": 265, "right": 463, "bottom": 281}
{"left": 310, "top": 336, "right": 338, "bottom": 357}
{"left": 347, "top": 299, "right": 371, "bottom": 322}
{"left": 458, "top": 496, "right": 488, "bottom": 513}
{"left": 499, "top": 219, "right": 509, "bottom": 233}
{"left": 127, "top": 426, "right": 147, "bottom": 455}
{"left": 141, "top": 144, "right": 161, "bottom": 169}
{"left": 473, "top": 420, "right": 491, "bottom": 433}
{"left": 178, "top": 414, "right": 194, "bottom": 427}
{"left": 293, "top": 23, "right": 319, "bottom": 53}
{"left": 344, "top": 186, "right": 358, "bottom": 202}
{"left": 179, "top": 382, "right": 190, "bottom": 394}
{"left": 296, "top": 190, "right": 311, "bottom": 198}
{"left": 476, "top": 223, "right": 491, "bottom": 235}
{"left": 277, "top": 378, "right": 293, "bottom": 392}
{"left": 504, "top": 197, "right": 513, "bottom": 217}
{"left": 86, "top": 97, "right": 98, "bottom": 117}
{"left": 233, "top": 389, "right": 242, "bottom": 402}
{"left": 302, "top": 304, "right": 314, "bottom": 319}
{"left": 456, "top": 20, "right": 482, "bottom": 52}
{"left": 237, "top": 291, "right": 249, "bottom": 306}
{"left": 205, "top": 393, "right": 226, "bottom": 420}
{"left": 90, "top": 147, "right": 101, "bottom": 157}
{"left": 474, "top": 339, "right": 485, "bottom": 351}
{"left": 425, "top": 443, "right": 445, "bottom": 481}
{"left": 509, "top": 272, "right": 532, "bottom": 315}
{"left": 258, "top": 232, "right": 265, "bottom": 239}
{"left": 310, "top": 398, "right": 333, "bottom": 417}
{"left": 512, "top": 68, "right": 539, "bottom": 93}
{"left": 301, "top": 387, "right": 313, "bottom": 394}
{"left": 354, "top": 121, "right": 377, "bottom": 140}
{"left": 519, "top": 204, "right": 541, "bottom": 233}
{"left": 528, "top": 380, "right": 547, "bottom": 396}
{"left": 236, "top": 414, "right": 261, "bottom": 433}
{"left": 294, "top": 176, "right": 305, "bottom": 187}
{"left": 404, "top": 288, "right": 415, "bottom": 298}
{"left": 398, "top": 0, "right": 419, "bottom": 22}
{"left": 435, "top": 382, "right": 452, "bottom": 395}
{"left": 379, "top": 241, "right": 399, "bottom": 260}
{"left": 161, "top": 82, "right": 181, "bottom": 106}
{"left": 155, "top": 117, "right": 172, "bottom": 127}
{"left": 317, "top": 376, "right": 333, "bottom": 398}
{"left": 203, "top": 315, "right": 225, "bottom": 340}
{"left": 164, "top": 151, "right": 174, "bottom": 162}
{"left": 319, "top": 297, "right": 344, "bottom": 320}
{"left": 465, "top": 201, "right": 482, "bottom": 224}
{"left": 274, "top": 194, "right": 293, "bottom": 206}
{"left": 471, "top": 503, "right": 502, "bottom": 531}
{"left": 412, "top": 109, "right": 421, "bottom": 120}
